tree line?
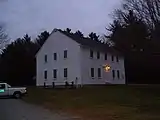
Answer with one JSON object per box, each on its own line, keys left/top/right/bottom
{"left": 1, "top": 0, "right": 160, "bottom": 85}
{"left": 107, "top": 0, "right": 160, "bottom": 83}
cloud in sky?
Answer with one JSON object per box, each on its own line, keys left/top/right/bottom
{"left": 0, "top": 0, "right": 121, "bottom": 39}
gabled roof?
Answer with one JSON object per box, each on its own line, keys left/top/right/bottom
{"left": 36, "top": 29, "right": 122, "bottom": 57}
{"left": 56, "top": 29, "right": 122, "bottom": 56}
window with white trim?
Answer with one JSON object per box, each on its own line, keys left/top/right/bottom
{"left": 90, "top": 50, "right": 93, "bottom": 58}
{"left": 91, "top": 68, "right": 94, "bottom": 78}
{"left": 111, "top": 55, "right": 114, "bottom": 62}
{"left": 53, "top": 69, "right": 57, "bottom": 79}
{"left": 116, "top": 56, "right": 119, "bottom": 62}
{"left": 64, "top": 68, "right": 68, "bottom": 78}
{"left": 64, "top": 50, "right": 67, "bottom": 59}
{"left": 97, "top": 52, "right": 100, "bottom": 59}
{"left": 44, "top": 70, "right": 47, "bottom": 79}
{"left": 98, "top": 68, "right": 101, "bottom": 78}
{"left": 105, "top": 53, "right": 107, "bottom": 60}
{"left": 44, "top": 54, "right": 47, "bottom": 63}
{"left": 117, "top": 70, "right": 120, "bottom": 79}
{"left": 53, "top": 53, "right": 57, "bottom": 60}
{"left": 112, "top": 70, "right": 115, "bottom": 79}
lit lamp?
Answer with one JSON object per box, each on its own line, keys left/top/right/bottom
{"left": 103, "top": 64, "right": 111, "bottom": 72}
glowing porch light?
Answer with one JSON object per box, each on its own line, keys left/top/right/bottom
{"left": 103, "top": 65, "right": 111, "bottom": 72}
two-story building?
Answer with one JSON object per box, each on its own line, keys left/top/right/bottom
{"left": 36, "top": 29, "right": 126, "bottom": 86}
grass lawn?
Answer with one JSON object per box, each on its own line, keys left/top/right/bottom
{"left": 23, "top": 85, "right": 160, "bottom": 120}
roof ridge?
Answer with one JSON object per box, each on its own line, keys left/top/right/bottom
{"left": 57, "top": 30, "right": 122, "bottom": 55}
{"left": 58, "top": 30, "right": 105, "bottom": 45}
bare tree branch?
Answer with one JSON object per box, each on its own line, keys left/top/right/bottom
{"left": 115, "top": 0, "right": 160, "bottom": 29}
{"left": 0, "top": 25, "right": 9, "bottom": 51}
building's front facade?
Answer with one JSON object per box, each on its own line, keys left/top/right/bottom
{"left": 36, "top": 29, "right": 125, "bottom": 86}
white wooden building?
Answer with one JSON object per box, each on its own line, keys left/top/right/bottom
{"left": 36, "top": 29, "right": 126, "bottom": 86}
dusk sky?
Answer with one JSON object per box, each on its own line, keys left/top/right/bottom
{"left": 0, "top": 0, "right": 121, "bottom": 39}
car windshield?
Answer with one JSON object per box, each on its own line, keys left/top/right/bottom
{"left": 7, "top": 84, "right": 11, "bottom": 88}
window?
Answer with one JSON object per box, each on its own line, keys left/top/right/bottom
{"left": 97, "top": 52, "right": 100, "bottom": 59}
{"left": 111, "top": 55, "right": 114, "bottom": 61}
{"left": 44, "top": 70, "right": 47, "bottom": 79}
{"left": 98, "top": 68, "right": 101, "bottom": 78}
{"left": 91, "top": 68, "right": 94, "bottom": 78}
{"left": 53, "top": 69, "right": 57, "bottom": 79}
{"left": 112, "top": 70, "right": 115, "bottom": 79}
{"left": 90, "top": 50, "right": 93, "bottom": 58}
{"left": 116, "top": 56, "right": 119, "bottom": 62}
{"left": 64, "top": 50, "right": 67, "bottom": 59}
{"left": 105, "top": 53, "right": 107, "bottom": 60}
{"left": 117, "top": 70, "right": 120, "bottom": 79}
{"left": 64, "top": 68, "right": 68, "bottom": 78}
{"left": 44, "top": 54, "right": 47, "bottom": 63}
{"left": 53, "top": 53, "right": 57, "bottom": 60}
{"left": 0, "top": 84, "right": 5, "bottom": 89}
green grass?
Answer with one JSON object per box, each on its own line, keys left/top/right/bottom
{"left": 23, "top": 85, "right": 160, "bottom": 120}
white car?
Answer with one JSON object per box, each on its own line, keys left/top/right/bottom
{"left": 0, "top": 82, "right": 27, "bottom": 98}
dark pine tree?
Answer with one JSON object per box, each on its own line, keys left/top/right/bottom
{"left": 88, "top": 32, "right": 99, "bottom": 41}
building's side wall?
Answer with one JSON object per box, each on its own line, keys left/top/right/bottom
{"left": 80, "top": 46, "right": 125, "bottom": 85}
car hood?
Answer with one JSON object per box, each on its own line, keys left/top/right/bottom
{"left": 10, "top": 87, "right": 26, "bottom": 90}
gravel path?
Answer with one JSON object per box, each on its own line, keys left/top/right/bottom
{"left": 0, "top": 98, "right": 75, "bottom": 120}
